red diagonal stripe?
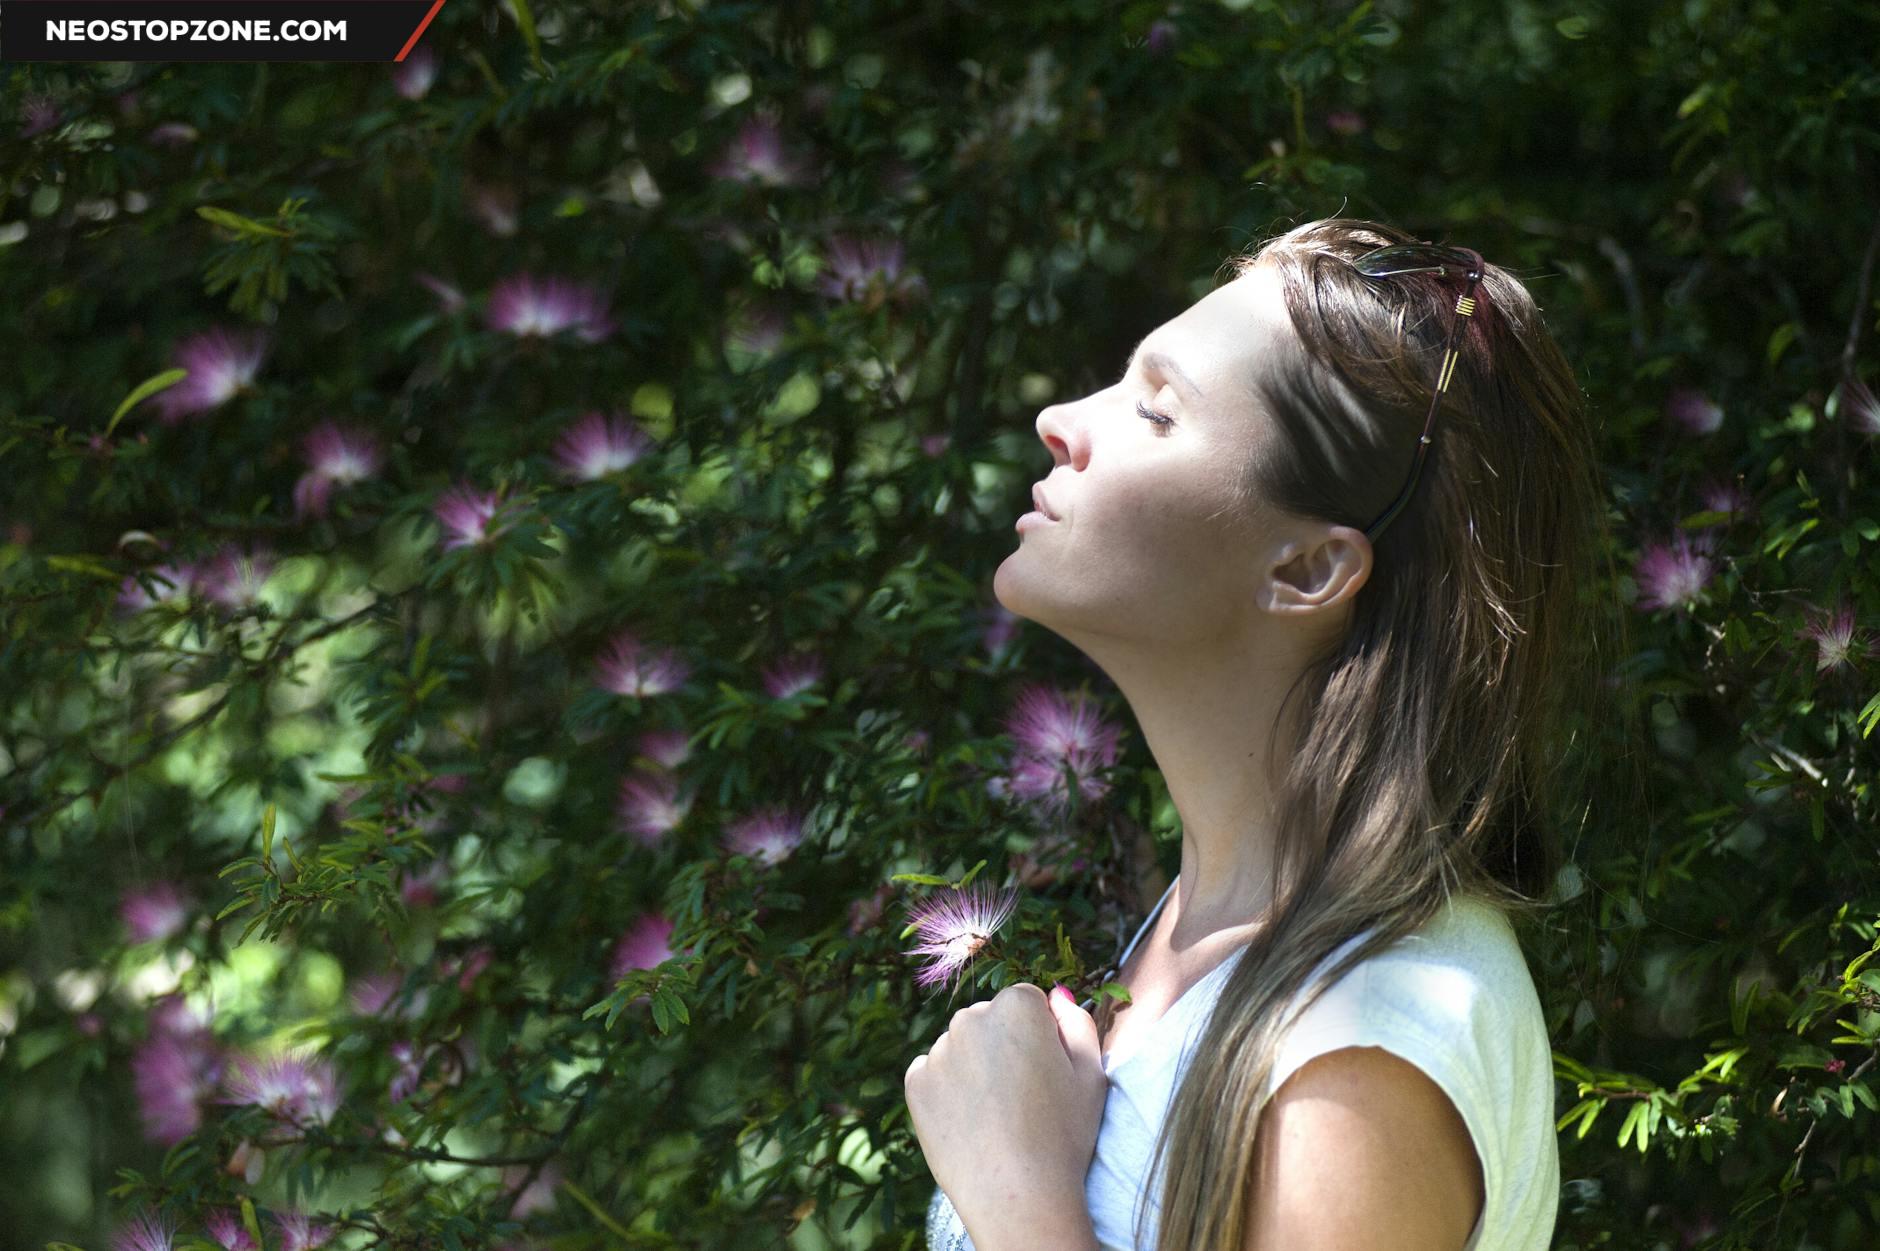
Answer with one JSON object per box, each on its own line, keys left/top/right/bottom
{"left": 395, "top": 0, "right": 446, "bottom": 62}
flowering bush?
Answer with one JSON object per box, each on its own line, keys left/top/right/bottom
{"left": 3, "top": 2, "right": 1878, "bottom": 1249}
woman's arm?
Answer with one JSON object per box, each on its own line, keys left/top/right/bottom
{"left": 1242, "top": 1045, "right": 1486, "bottom": 1251}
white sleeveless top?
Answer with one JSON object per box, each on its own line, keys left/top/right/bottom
{"left": 926, "top": 877, "right": 1560, "bottom": 1250}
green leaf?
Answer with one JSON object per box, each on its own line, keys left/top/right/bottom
{"left": 890, "top": 873, "right": 951, "bottom": 887}
{"left": 508, "top": 0, "right": 547, "bottom": 73}
{"left": 1676, "top": 81, "right": 1714, "bottom": 119}
{"left": 214, "top": 894, "right": 255, "bottom": 922}
{"left": 1857, "top": 690, "right": 1880, "bottom": 739}
{"left": 1616, "top": 1100, "right": 1646, "bottom": 1150}
{"left": 1556, "top": 1097, "right": 1599, "bottom": 1136}
{"left": 105, "top": 368, "right": 188, "bottom": 436}
{"left": 1766, "top": 321, "right": 1798, "bottom": 368}
{"left": 196, "top": 205, "right": 291, "bottom": 237}
{"left": 43, "top": 555, "right": 120, "bottom": 581}
{"left": 1732, "top": 978, "right": 1758, "bottom": 1037}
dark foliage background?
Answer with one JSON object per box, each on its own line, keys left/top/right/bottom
{"left": 4, "top": 1, "right": 1880, "bottom": 1248}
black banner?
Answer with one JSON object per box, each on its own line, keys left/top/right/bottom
{"left": 1, "top": 1, "right": 446, "bottom": 62}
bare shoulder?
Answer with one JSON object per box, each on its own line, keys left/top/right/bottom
{"left": 1241, "top": 1045, "right": 1486, "bottom": 1251}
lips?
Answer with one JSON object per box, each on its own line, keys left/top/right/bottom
{"left": 1031, "top": 484, "right": 1058, "bottom": 520}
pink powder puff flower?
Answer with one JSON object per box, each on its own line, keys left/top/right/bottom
{"left": 609, "top": 912, "right": 680, "bottom": 981}
{"left": 1697, "top": 476, "right": 1752, "bottom": 521}
{"left": 152, "top": 327, "right": 267, "bottom": 423}
{"left": 118, "top": 561, "right": 197, "bottom": 612}
{"left": 486, "top": 272, "right": 614, "bottom": 343}
{"left": 350, "top": 970, "right": 429, "bottom": 1018}
{"left": 1324, "top": 109, "right": 1367, "bottom": 137}
{"left": 618, "top": 770, "right": 691, "bottom": 847}
{"left": 553, "top": 412, "right": 654, "bottom": 481}
{"left": 294, "top": 420, "right": 383, "bottom": 519}
{"left": 441, "top": 943, "right": 495, "bottom": 992}
{"left": 226, "top": 1137, "right": 265, "bottom": 1185}
{"left": 504, "top": 1162, "right": 563, "bottom": 1218}
{"left": 760, "top": 650, "right": 823, "bottom": 699}
{"left": 594, "top": 630, "right": 691, "bottom": 698}
{"left": 392, "top": 44, "right": 440, "bottom": 100}
{"left": 132, "top": 1024, "right": 224, "bottom": 1144}
{"left": 204, "top": 1209, "right": 257, "bottom": 1251}
{"left": 274, "top": 1210, "right": 332, "bottom": 1251}
{"left": 398, "top": 857, "right": 450, "bottom": 908}
{"left": 388, "top": 1040, "right": 433, "bottom": 1103}
{"left": 1837, "top": 374, "right": 1880, "bottom": 435}
{"left": 121, "top": 881, "right": 191, "bottom": 944}
{"left": 148, "top": 121, "right": 199, "bottom": 147}
{"left": 468, "top": 181, "right": 519, "bottom": 237}
{"left": 200, "top": 544, "right": 273, "bottom": 609}
{"left": 816, "top": 236, "right": 926, "bottom": 307}
{"left": 999, "top": 683, "right": 1126, "bottom": 817}
{"left": 847, "top": 881, "right": 895, "bottom": 936}
{"left": 1664, "top": 386, "right": 1724, "bottom": 436}
{"left": 414, "top": 270, "right": 466, "bottom": 314}
{"left": 1144, "top": 18, "right": 1178, "bottom": 55}
{"left": 148, "top": 992, "right": 209, "bottom": 1037}
{"left": 709, "top": 113, "right": 814, "bottom": 188}
{"left": 1633, "top": 530, "right": 1717, "bottom": 615}
{"left": 1799, "top": 599, "right": 1877, "bottom": 676}
{"left": 223, "top": 1051, "right": 341, "bottom": 1128}
{"left": 725, "top": 302, "right": 788, "bottom": 362}
{"left": 981, "top": 603, "right": 1021, "bottom": 657}
{"left": 635, "top": 726, "right": 694, "bottom": 770}
{"left": 432, "top": 482, "right": 506, "bottom": 550}
{"left": 349, "top": 971, "right": 400, "bottom": 1016}
{"left": 903, "top": 880, "right": 1021, "bottom": 992}
{"left": 21, "top": 93, "right": 60, "bottom": 139}
{"left": 721, "top": 805, "right": 805, "bottom": 866}
{"left": 112, "top": 1210, "right": 176, "bottom": 1251}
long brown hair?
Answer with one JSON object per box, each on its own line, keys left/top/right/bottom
{"left": 1133, "top": 216, "right": 1629, "bottom": 1250}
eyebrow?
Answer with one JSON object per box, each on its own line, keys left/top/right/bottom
{"left": 1121, "top": 341, "right": 1205, "bottom": 400}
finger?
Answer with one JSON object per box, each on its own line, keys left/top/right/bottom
{"left": 1047, "top": 984, "right": 1102, "bottom": 1072}
{"left": 993, "top": 982, "right": 1046, "bottom": 1010}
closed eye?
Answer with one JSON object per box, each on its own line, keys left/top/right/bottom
{"left": 1135, "top": 399, "right": 1175, "bottom": 433}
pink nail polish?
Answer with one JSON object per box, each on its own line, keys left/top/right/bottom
{"left": 1051, "top": 984, "right": 1074, "bottom": 1004}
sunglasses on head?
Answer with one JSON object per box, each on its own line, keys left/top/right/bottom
{"left": 1347, "top": 243, "right": 1487, "bottom": 543}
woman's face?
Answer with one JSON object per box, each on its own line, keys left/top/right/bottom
{"left": 994, "top": 261, "right": 1322, "bottom": 648}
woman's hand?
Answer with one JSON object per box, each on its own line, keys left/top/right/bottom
{"left": 904, "top": 983, "right": 1108, "bottom": 1249}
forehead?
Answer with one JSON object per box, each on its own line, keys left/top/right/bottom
{"left": 1138, "top": 263, "right": 1285, "bottom": 397}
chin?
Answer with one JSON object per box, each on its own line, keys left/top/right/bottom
{"left": 990, "top": 561, "right": 1038, "bottom": 621}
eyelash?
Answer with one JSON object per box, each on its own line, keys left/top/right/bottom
{"left": 1135, "top": 399, "right": 1175, "bottom": 433}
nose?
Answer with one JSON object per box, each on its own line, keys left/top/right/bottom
{"left": 1035, "top": 403, "right": 1078, "bottom": 469}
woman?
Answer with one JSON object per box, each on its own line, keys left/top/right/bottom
{"left": 907, "top": 216, "right": 1618, "bottom": 1250}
